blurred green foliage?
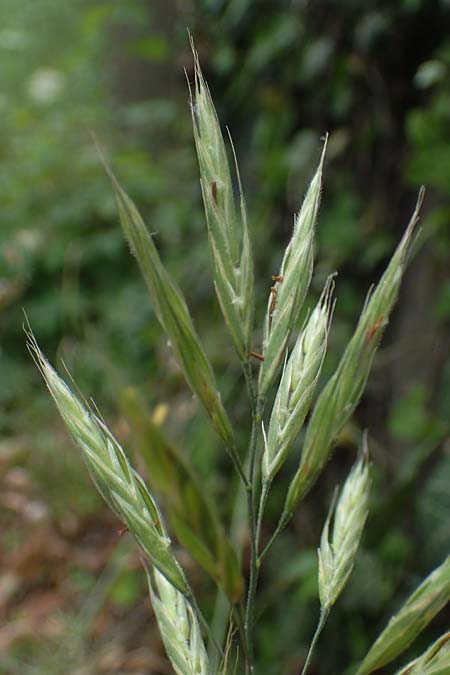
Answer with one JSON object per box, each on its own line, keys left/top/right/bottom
{"left": 1, "top": 0, "right": 449, "bottom": 673}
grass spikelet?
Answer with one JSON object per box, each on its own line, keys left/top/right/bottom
{"left": 262, "top": 276, "right": 334, "bottom": 482}
{"left": 26, "top": 330, "right": 189, "bottom": 594}
{"left": 94, "top": 141, "right": 236, "bottom": 456}
{"left": 190, "top": 41, "right": 254, "bottom": 362}
{"left": 357, "top": 553, "right": 450, "bottom": 674}
{"left": 394, "top": 631, "right": 450, "bottom": 675}
{"left": 284, "top": 188, "right": 424, "bottom": 515}
{"left": 120, "top": 388, "right": 245, "bottom": 603}
{"left": 257, "top": 138, "right": 327, "bottom": 402}
{"left": 318, "top": 442, "right": 370, "bottom": 611}
{"left": 147, "top": 567, "right": 210, "bottom": 675}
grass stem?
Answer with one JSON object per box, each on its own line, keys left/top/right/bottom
{"left": 244, "top": 416, "right": 259, "bottom": 674}
{"left": 258, "top": 511, "right": 291, "bottom": 565}
{"left": 300, "top": 608, "right": 329, "bottom": 675}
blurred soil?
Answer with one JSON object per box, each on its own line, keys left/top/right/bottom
{"left": 0, "top": 437, "right": 170, "bottom": 675}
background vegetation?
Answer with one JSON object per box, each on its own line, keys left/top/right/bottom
{"left": 1, "top": 1, "right": 449, "bottom": 673}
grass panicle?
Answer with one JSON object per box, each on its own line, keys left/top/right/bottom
{"left": 318, "top": 442, "right": 370, "bottom": 611}
{"left": 28, "top": 44, "right": 436, "bottom": 675}
{"left": 284, "top": 187, "right": 424, "bottom": 516}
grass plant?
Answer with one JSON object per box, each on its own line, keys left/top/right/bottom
{"left": 27, "top": 45, "right": 450, "bottom": 675}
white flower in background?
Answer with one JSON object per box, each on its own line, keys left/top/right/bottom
{"left": 27, "top": 68, "right": 65, "bottom": 104}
